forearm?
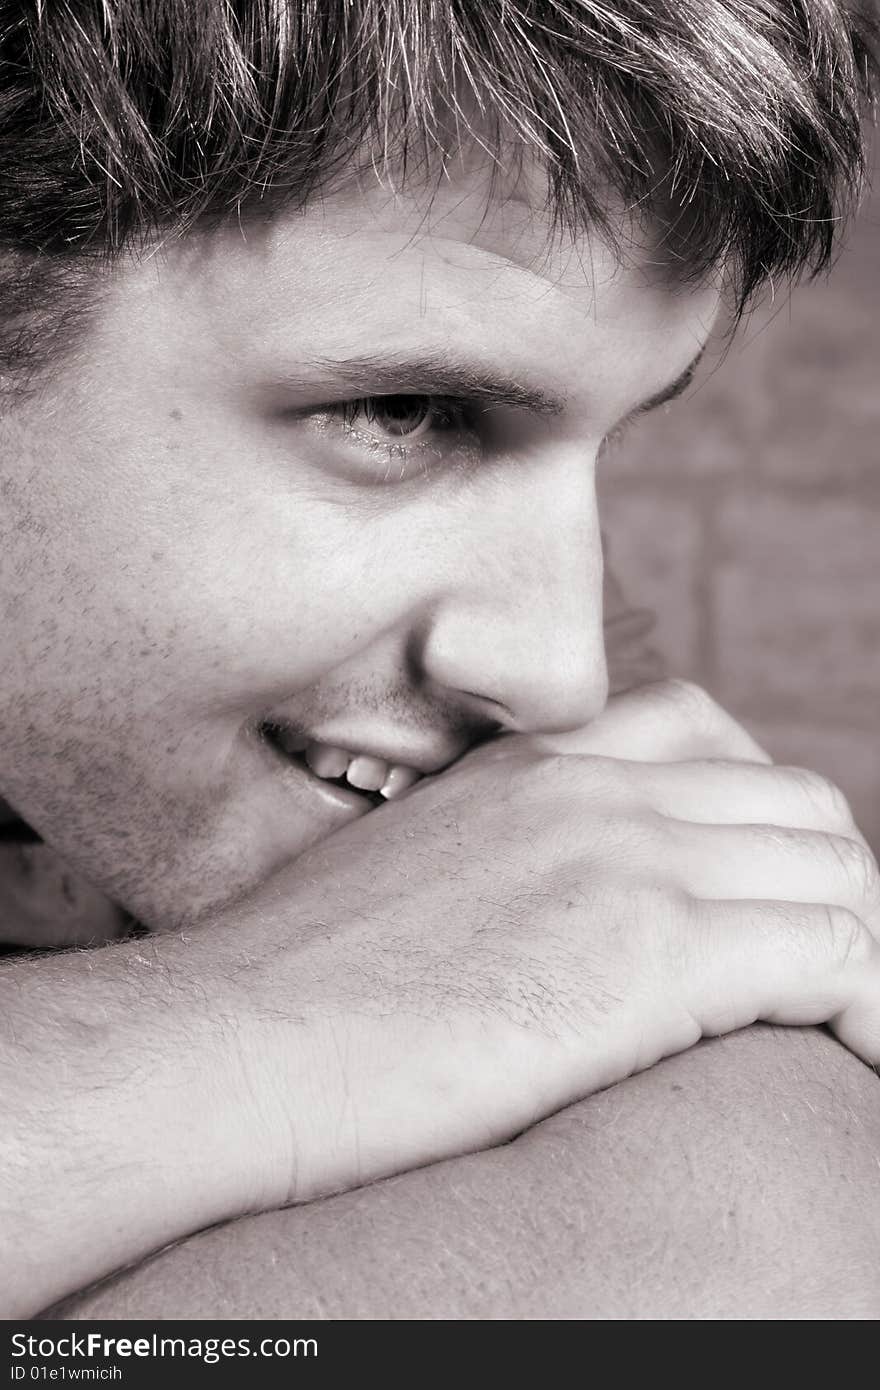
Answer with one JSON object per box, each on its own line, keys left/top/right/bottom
{"left": 46, "top": 1025, "right": 880, "bottom": 1321}
{"left": 8, "top": 679, "right": 880, "bottom": 1320}
{"left": 0, "top": 934, "right": 266, "bottom": 1318}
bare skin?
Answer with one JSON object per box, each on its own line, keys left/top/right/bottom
{"left": 3, "top": 151, "right": 880, "bottom": 1319}
{"left": 0, "top": 155, "right": 715, "bottom": 928}
{"left": 5, "top": 678, "right": 880, "bottom": 1317}
{"left": 48, "top": 1027, "right": 880, "bottom": 1321}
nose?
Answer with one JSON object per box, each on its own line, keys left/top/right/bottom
{"left": 416, "top": 454, "right": 609, "bottom": 734}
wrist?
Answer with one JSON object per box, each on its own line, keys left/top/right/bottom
{"left": 1, "top": 931, "right": 271, "bottom": 1313}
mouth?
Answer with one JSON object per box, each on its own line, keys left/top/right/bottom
{"left": 259, "top": 721, "right": 426, "bottom": 809}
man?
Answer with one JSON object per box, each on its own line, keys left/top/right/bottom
{"left": 2, "top": 1, "right": 880, "bottom": 1319}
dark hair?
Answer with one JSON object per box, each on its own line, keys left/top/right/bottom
{"left": 1, "top": 1, "right": 877, "bottom": 386}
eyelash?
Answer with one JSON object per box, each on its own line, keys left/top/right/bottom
{"left": 314, "top": 387, "right": 676, "bottom": 482}
{"left": 341, "top": 393, "right": 467, "bottom": 424}
{"left": 323, "top": 393, "right": 482, "bottom": 482}
{"left": 335, "top": 394, "right": 475, "bottom": 443}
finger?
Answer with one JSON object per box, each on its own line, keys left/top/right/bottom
{"left": 674, "top": 898, "right": 880, "bottom": 1063}
{"left": 830, "top": 993, "right": 880, "bottom": 1064}
{"left": 632, "top": 760, "right": 859, "bottom": 837}
{"left": 535, "top": 679, "right": 770, "bottom": 764}
{"left": 662, "top": 823, "right": 879, "bottom": 925}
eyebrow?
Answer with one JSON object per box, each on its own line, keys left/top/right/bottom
{"left": 312, "top": 351, "right": 566, "bottom": 417}
{"left": 305, "top": 343, "right": 705, "bottom": 420}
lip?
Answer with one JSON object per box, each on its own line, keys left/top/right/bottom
{"left": 263, "top": 718, "right": 469, "bottom": 779}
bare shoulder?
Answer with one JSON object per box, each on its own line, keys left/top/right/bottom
{"left": 48, "top": 1026, "right": 880, "bottom": 1320}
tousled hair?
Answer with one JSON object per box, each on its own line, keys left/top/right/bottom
{"left": 1, "top": 1, "right": 878, "bottom": 386}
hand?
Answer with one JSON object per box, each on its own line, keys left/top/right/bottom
{"left": 5, "top": 678, "right": 876, "bottom": 1317}
{"left": 208, "top": 679, "right": 880, "bottom": 1208}
{"left": 529, "top": 675, "right": 771, "bottom": 762}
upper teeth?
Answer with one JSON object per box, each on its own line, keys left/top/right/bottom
{"left": 275, "top": 729, "right": 421, "bottom": 800}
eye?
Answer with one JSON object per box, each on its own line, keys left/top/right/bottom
{"left": 338, "top": 394, "right": 465, "bottom": 444}
{"left": 299, "top": 390, "right": 483, "bottom": 487}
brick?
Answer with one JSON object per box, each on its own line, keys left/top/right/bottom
{"left": 713, "top": 494, "right": 880, "bottom": 723}
{"left": 595, "top": 155, "right": 880, "bottom": 825}
{"left": 754, "top": 282, "right": 880, "bottom": 490}
{"left": 609, "top": 329, "right": 768, "bottom": 481}
{"left": 612, "top": 152, "right": 880, "bottom": 491}
{"left": 599, "top": 489, "right": 703, "bottom": 674}
{"left": 717, "top": 494, "right": 880, "bottom": 578}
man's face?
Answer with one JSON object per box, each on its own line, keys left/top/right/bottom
{"left": 0, "top": 155, "right": 720, "bottom": 927}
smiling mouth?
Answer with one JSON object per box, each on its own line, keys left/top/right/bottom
{"left": 260, "top": 721, "right": 424, "bottom": 807}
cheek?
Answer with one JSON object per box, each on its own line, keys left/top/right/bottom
{"left": 119, "top": 425, "right": 448, "bottom": 708}
{"left": 1, "top": 404, "right": 438, "bottom": 730}
{"left": 197, "top": 497, "right": 422, "bottom": 699}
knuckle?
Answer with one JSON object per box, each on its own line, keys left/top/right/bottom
{"left": 641, "top": 679, "right": 724, "bottom": 757}
{"left": 822, "top": 903, "right": 872, "bottom": 970}
{"left": 540, "top": 749, "right": 632, "bottom": 802}
{"left": 659, "top": 678, "right": 717, "bottom": 728}
{"left": 527, "top": 750, "right": 588, "bottom": 797}
{"left": 833, "top": 835, "right": 880, "bottom": 905}
{"left": 578, "top": 753, "right": 636, "bottom": 797}
{"left": 784, "top": 765, "right": 855, "bottom": 829}
{"left": 650, "top": 883, "right": 698, "bottom": 974}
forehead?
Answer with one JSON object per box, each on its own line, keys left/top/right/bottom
{"left": 90, "top": 152, "right": 721, "bottom": 421}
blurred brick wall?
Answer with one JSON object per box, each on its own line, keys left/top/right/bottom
{"left": 600, "top": 148, "right": 880, "bottom": 849}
